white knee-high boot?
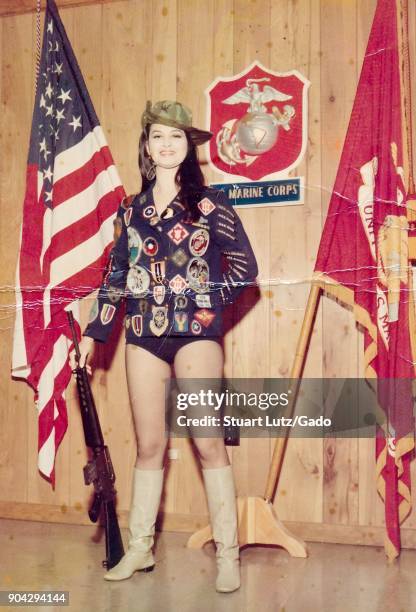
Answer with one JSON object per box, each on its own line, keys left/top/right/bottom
{"left": 104, "top": 468, "right": 164, "bottom": 581}
{"left": 202, "top": 465, "right": 240, "bottom": 593}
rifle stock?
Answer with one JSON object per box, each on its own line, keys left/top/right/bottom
{"left": 67, "top": 311, "right": 124, "bottom": 569}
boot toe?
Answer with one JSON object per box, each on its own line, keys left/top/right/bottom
{"left": 215, "top": 560, "right": 240, "bottom": 593}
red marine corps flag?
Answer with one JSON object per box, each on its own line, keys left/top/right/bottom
{"left": 314, "top": 0, "right": 415, "bottom": 559}
{"left": 12, "top": 0, "right": 125, "bottom": 485}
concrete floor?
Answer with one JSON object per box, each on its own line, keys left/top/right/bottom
{"left": 0, "top": 519, "right": 415, "bottom": 612}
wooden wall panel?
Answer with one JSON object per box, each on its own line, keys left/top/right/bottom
{"left": 1, "top": 0, "right": 416, "bottom": 550}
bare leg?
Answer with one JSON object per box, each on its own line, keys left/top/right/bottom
{"left": 125, "top": 344, "right": 171, "bottom": 469}
{"left": 174, "top": 340, "right": 229, "bottom": 468}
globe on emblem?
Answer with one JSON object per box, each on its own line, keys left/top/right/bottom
{"left": 235, "top": 112, "right": 278, "bottom": 155}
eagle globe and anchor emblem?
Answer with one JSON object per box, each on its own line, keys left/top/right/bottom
{"left": 206, "top": 61, "right": 310, "bottom": 184}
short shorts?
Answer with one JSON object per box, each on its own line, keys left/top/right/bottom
{"left": 127, "top": 336, "right": 222, "bottom": 365}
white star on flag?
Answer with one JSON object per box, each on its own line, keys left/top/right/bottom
{"left": 58, "top": 88, "right": 72, "bottom": 104}
{"left": 43, "top": 166, "right": 53, "bottom": 182}
{"left": 55, "top": 108, "right": 65, "bottom": 123}
{"left": 45, "top": 82, "right": 53, "bottom": 99}
{"left": 69, "top": 115, "right": 82, "bottom": 132}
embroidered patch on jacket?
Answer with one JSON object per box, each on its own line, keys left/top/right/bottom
{"left": 174, "top": 295, "right": 188, "bottom": 310}
{"left": 150, "top": 261, "right": 166, "bottom": 283}
{"left": 171, "top": 248, "right": 188, "bottom": 267}
{"left": 126, "top": 265, "right": 150, "bottom": 296}
{"left": 169, "top": 274, "right": 187, "bottom": 295}
{"left": 194, "top": 309, "right": 216, "bottom": 328}
{"left": 100, "top": 303, "right": 116, "bottom": 325}
{"left": 189, "top": 228, "right": 210, "bottom": 257}
{"left": 131, "top": 314, "right": 143, "bottom": 337}
{"left": 138, "top": 299, "right": 149, "bottom": 315}
{"left": 143, "top": 236, "right": 159, "bottom": 257}
{"left": 153, "top": 285, "right": 166, "bottom": 305}
{"left": 174, "top": 312, "right": 189, "bottom": 332}
{"left": 127, "top": 226, "right": 143, "bottom": 265}
{"left": 167, "top": 223, "right": 190, "bottom": 245}
{"left": 143, "top": 205, "right": 156, "bottom": 219}
{"left": 195, "top": 294, "right": 212, "bottom": 308}
{"left": 186, "top": 257, "right": 209, "bottom": 293}
{"left": 124, "top": 207, "right": 133, "bottom": 227}
{"left": 160, "top": 207, "right": 174, "bottom": 219}
{"left": 124, "top": 315, "right": 131, "bottom": 329}
{"left": 150, "top": 305, "right": 169, "bottom": 336}
{"left": 197, "top": 197, "right": 216, "bottom": 216}
{"left": 191, "top": 320, "right": 202, "bottom": 335}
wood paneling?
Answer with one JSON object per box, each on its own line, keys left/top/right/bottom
{"left": 0, "top": 0, "right": 122, "bottom": 17}
{"left": 1, "top": 0, "right": 416, "bottom": 549}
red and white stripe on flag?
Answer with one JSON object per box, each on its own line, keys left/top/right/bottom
{"left": 12, "top": 0, "right": 125, "bottom": 485}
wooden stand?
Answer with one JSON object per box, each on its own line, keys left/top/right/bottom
{"left": 187, "top": 285, "right": 322, "bottom": 557}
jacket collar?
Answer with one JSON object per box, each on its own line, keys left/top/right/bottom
{"left": 139, "top": 184, "right": 185, "bottom": 222}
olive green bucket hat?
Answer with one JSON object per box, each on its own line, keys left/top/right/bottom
{"left": 141, "top": 100, "right": 212, "bottom": 145}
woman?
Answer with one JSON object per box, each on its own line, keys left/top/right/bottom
{"left": 74, "top": 100, "right": 258, "bottom": 593}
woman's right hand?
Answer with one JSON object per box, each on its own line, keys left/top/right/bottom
{"left": 69, "top": 335, "right": 95, "bottom": 375}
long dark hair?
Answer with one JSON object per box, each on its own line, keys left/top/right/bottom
{"left": 138, "top": 126, "right": 206, "bottom": 222}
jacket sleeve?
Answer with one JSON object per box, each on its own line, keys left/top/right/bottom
{"left": 83, "top": 202, "right": 129, "bottom": 342}
{"left": 209, "top": 189, "right": 258, "bottom": 306}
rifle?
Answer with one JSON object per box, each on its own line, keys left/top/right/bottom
{"left": 67, "top": 311, "right": 124, "bottom": 569}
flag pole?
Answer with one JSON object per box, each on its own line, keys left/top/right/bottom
{"left": 187, "top": 285, "right": 321, "bottom": 555}
{"left": 264, "top": 283, "right": 322, "bottom": 502}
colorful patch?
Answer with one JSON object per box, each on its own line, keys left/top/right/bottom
{"left": 171, "top": 248, "right": 188, "bottom": 267}
{"left": 174, "top": 312, "right": 189, "bottom": 332}
{"left": 194, "top": 309, "right": 216, "bottom": 328}
{"left": 167, "top": 222, "right": 190, "bottom": 245}
{"left": 131, "top": 315, "right": 143, "bottom": 337}
{"left": 149, "top": 216, "right": 159, "bottom": 226}
{"left": 186, "top": 257, "right": 210, "bottom": 293}
{"left": 150, "top": 305, "right": 169, "bottom": 337}
{"left": 195, "top": 294, "right": 212, "bottom": 308}
{"left": 138, "top": 299, "right": 149, "bottom": 315}
{"left": 174, "top": 295, "right": 188, "bottom": 310}
{"left": 124, "top": 315, "right": 131, "bottom": 329}
{"left": 113, "top": 217, "right": 122, "bottom": 243}
{"left": 191, "top": 320, "right": 202, "bottom": 335}
{"left": 197, "top": 197, "right": 216, "bottom": 216}
{"left": 160, "top": 207, "right": 174, "bottom": 219}
{"left": 153, "top": 285, "right": 166, "bottom": 305}
{"left": 150, "top": 261, "right": 166, "bottom": 283}
{"left": 126, "top": 265, "right": 150, "bottom": 296}
{"left": 124, "top": 207, "right": 133, "bottom": 227}
{"left": 143, "top": 236, "right": 159, "bottom": 257}
{"left": 127, "top": 226, "right": 142, "bottom": 265}
{"left": 100, "top": 303, "right": 116, "bottom": 325}
{"left": 143, "top": 205, "right": 156, "bottom": 219}
{"left": 88, "top": 298, "right": 99, "bottom": 323}
{"left": 169, "top": 274, "right": 187, "bottom": 295}
{"left": 189, "top": 228, "right": 210, "bottom": 257}
{"left": 107, "top": 285, "right": 124, "bottom": 303}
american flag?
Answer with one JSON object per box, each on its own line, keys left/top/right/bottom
{"left": 12, "top": 0, "right": 125, "bottom": 485}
